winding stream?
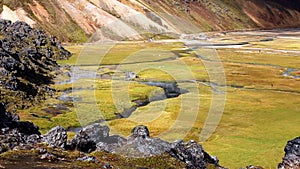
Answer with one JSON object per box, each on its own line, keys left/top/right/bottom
{"left": 116, "top": 82, "right": 188, "bottom": 119}
{"left": 55, "top": 66, "right": 188, "bottom": 123}
{"left": 282, "top": 68, "right": 300, "bottom": 79}
{"left": 53, "top": 36, "right": 300, "bottom": 131}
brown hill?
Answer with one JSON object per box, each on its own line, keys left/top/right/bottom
{"left": 0, "top": 0, "right": 299, "bottom": 42}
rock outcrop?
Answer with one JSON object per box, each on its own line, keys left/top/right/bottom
{"left": 115, "top": 125, "right": 171, "bottom": 157}
{"left": 3, "top": 116, "right": 300, "bottom": 169}
{"left": 0, "top": 19, "right": 71, "bottom": 155}
{"left": 278, "top": 137, "right": 300, "bottom": 169}
{"left": 0, "top": 103, "right": 41, "bottom": 154}
{"left": 0, "top": 19, "right": 71, "bottom": 112}
{"left": 170, "top": 140, "right": 221, "bottom": 169}
{"left": 66, "top": 124, "right": 223, "bottom": 169}
{"left": 43, "top": 126, "right": 67, "bottom": 149}
{"left": 67, "top": 123, "right": 111, "bottom": 153}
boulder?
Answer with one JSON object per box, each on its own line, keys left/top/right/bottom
{"left": 131, "top": 125, "right": 150, "bottom": 138}
{"left": 77, "top": 156, "right": 98, "bottom": 163}
{"left": 96, "top": 135, "right": 126, "bottom": 153}
{"left": 94, "top": 125, "right": 224, "bottom": 168}
{"left": 115, "top": 125, "right": 171, "bottom": 157}
{"left": 0, "top": 128, "right": 41, "bottom": 153}
{"left": 0, "top": 103, "right": 42, "bottom": 153}
{"left": 169, "top": 140, "right": 222, "bottom": 169}
{"left": 278, "top": 137, "right": 300, "bottom": 169}
{"left": 0, "top": 104, "right": 40, "bottom": 136}
{"left": 43, "top": 126, "right": 67, "bottom": 149}
{"left": 67, "top": 123, "right": 110, "bottom": 153}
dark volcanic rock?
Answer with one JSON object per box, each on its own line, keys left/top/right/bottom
{"left": 96, "top": 125, "right": 223, "bottom": 168}
{"left": 0, "top": 19, "right": 72, "bottom": 156}
{"left": 0, "top": 103, "right": 40, "bottom": 136}
{"left": 67, "top": 123, "right": 110, "bottom": 153}
{"left": 278, "top": 137, "right": 300, "bottom": 169}
{"left": 0, "top": 128, "right": 41, "bottom": 153}
{"left": 170, "top": 140, "right": 222, "bottom": 169}
{"left": 131, "top": 125, "right": 150, "bottom": 138}
{"left": 43, "top": 126, "right": 67, "bottom": 149}
{"left": 0, "top": 19, "right": 71, "bottom": 112}
{"left": 115, "top": 125, "right": 171, "bottom": 157}
{"left": 0, "top": 103, "right": 42, "bottom": 153}
{"left": 96, "top": 135, "right": 126, "bottom": 153}
{"left": 77, "top": 156, "right": 98, "bottom": 163}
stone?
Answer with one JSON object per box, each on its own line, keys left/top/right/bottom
{"left": 67, "top": 123, "right": 110, "bottom": 153}
{"left": 170, "top": 140, "right": 206, "bottom": 168}
{"left": 95, "top": 125, "right": 223, "bottom": 168}
{"left": 125, "top": 71, "right": 137, "bottom": 81}
{"left": 102, "top": 163, "right": 113, "bottom": 169}
{"left": 0, "top": 104, "right": 40, "bottom": 136}
{"left": 131, "top": 125, "right": 150, "bottom": 138}
{"left": 117, "top": 125, "right": 171, "bottom": 158}
{"left": 40, "top": 153, "right": 57, "bottom": 161}
{"left": 96, "top": 135, "right": 126, "bottom": 153}
{"left": 170, "top": 140, "right": 222, "bottom": 169}
{"left": 0, "top": 103, "right": 42, "bottom": 153}
{"left": 77, "top": 156, "right": 98, "bottom": 163}
{"left": 278, "top": 137, "right": 300, "bottom": 169}
{"left": 0, "top": 143, "right": 8, "bottom": 154}
{"left": 13, "top": 121, "right": 40, "bottom": 136}
{"left": 26, "top": 134, "right": 42, "bottom": 144}
{"left": 43, "top": 126, "right": 67, "bottom": 149}
{"left": 0, "top": 19, "right": 71, "bottom": 113}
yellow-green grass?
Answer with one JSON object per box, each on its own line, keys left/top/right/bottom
{"left": 250, "top": 38, "right": 300, "bottom": 51}
{"left": 17, "top": 78, "right": 164, "bottom": 133}
{"left": 106, "top": 84, "right": 300, "bottom": 168}
{"left": 203, "top": 88, "right": 300, "bottom": 168}
{"left": 72, "top": 79, "right": 164, "bottom": 121}
{"left": 218, "top": 48, "right": 300, "bottom": 69}
{"left": 58, "top": 45, "right": 84, "bottom": 65}
{"left": 60, "top": 42, "right": 183, "bottom": 66}
{"left": 107, "top": 84, "right": 212, "bottom": 138}
{"left": 18, "top": 40, "right": 300, "bottom": 168}
{"left": 223, "top": 62, "right": 300, "bottom": 92}
{"left": 17, "top": 98, "right": 81, "bottom": 134}
{"left": 291, "top": 70, "right": 300, "bottom": 77}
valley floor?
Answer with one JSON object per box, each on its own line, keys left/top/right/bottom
{"left": 17, "top": 29, "right": 300, "bottom": 168}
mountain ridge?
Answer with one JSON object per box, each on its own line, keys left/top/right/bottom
{"left": 0, "top": 0, "right": 299, "bottom": 42}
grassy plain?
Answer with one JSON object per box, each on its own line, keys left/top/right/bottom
{"left": 18, "top": 36, "right": 300, "bottom": 168}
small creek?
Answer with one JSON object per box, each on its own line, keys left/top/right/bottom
{"left": 55, "top": 66, "right": 187, "bottom": 125}
{"left": 54, "top": 40, "right": 300, "bottom": 132}
{"left": 116, "top": 82, "right": 188, "bottom": 119}
{"left": 282, "top": 68, "right": 300, "bottom": 79}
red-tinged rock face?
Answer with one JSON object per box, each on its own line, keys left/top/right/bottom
{"left": 2, "top": 0, "right": 300, "bottom": 41}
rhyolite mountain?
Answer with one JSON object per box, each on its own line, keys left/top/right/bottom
{"left": 0, "top": 0, "right": 299, "bottom": 42}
